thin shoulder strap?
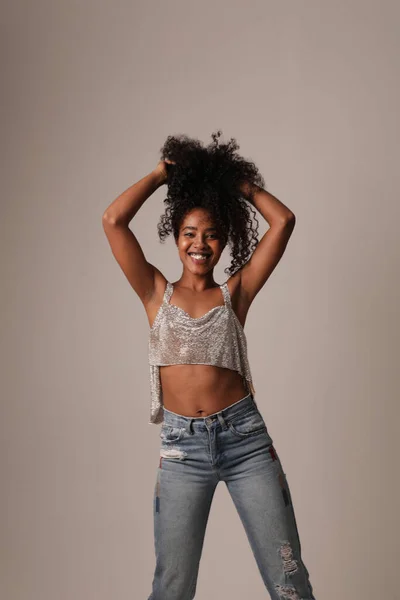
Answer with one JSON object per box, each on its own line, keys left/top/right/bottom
{"left": 220, "top": 282, "right": 232, "bottom": 308}
{"left": 163, "top": 281, "right": 174, "bottom": 305}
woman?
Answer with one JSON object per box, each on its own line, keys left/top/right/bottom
{"left": 102, "top": 131, "right": 316, "bottom": 600}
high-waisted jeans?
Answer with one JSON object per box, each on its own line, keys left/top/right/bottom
{"left": 148, "top": 392, "right": 316, "bottom": 600}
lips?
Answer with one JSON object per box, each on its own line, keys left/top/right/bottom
{"left": 188, "top": 252, "right": 211, "bottom": 263}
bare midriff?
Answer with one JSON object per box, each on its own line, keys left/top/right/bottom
{"left": 160, "top": 364, "right": 248, "bottom": 417}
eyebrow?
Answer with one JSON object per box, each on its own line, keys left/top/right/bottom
{"left": 182, "top": 226, "right": 217, "bottom": 231}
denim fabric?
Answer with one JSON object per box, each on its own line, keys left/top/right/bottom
{"left": 148, "top": 393, "right": 316, "bottom": 600}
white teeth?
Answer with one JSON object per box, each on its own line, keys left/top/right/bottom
{"left": 189, "top": 253, "right": 209, "bottom": 259}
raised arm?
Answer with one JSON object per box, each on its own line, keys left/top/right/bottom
{"left": 237, "top": 182, "right": 296, "bottom": 304}
{"left": 102, "top": 161, "right": 172, "bottom": 305}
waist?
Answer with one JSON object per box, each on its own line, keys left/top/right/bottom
{"left": 160, "top": 364, "right": 248, "bottom": 416}
{"left": 163, "top": 391, "right": 256, "bottom": 426}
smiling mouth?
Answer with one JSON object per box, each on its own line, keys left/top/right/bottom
{"left": 188, "top": 252, "right": 211, "bottom": 263}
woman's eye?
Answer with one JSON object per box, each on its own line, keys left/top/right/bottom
{"left": 183, "top": 232, "right": 218, "bottom": 239}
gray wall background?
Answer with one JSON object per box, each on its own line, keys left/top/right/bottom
{"left": 2, "top": 1, "right": 399, "bottom": 599}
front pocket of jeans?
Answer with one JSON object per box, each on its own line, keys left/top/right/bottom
{"left": 228, "top": 410, "right": 268, "bottom": 438}
{"left": 159, "top": 426, "right": 184, "bottom": 443}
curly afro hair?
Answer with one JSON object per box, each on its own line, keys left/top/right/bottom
{"left": 157, "top": 130, "right": 266, "bottom": 277}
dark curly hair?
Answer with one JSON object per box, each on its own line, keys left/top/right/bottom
{"left": 157, "top": 130, "right": 265, "bottom": 277}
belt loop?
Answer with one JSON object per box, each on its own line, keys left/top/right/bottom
{"left": 217, "top": 412, "right": 228, "bottom": 430}
{"left": 186, "top": 418, "right": 194, "bottom": 435}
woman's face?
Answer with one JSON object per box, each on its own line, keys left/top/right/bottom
{"left": 176, "top": 208, "right": 225, "bottom": 274}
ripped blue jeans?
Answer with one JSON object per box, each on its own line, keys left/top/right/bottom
{"left": 148, "top": 393, "right": 316, "bottom": 600}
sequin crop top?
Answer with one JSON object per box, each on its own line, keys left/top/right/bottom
{"left": 148, "top": 280, "right": 256, "bottom": 424}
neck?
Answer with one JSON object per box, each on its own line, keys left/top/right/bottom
{"left": 175, "top": 271, "right": 219, "bottom": 291}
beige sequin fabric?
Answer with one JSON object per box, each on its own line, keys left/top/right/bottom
{"left": 148, "top": 281, "right": 256, "bottom": 424}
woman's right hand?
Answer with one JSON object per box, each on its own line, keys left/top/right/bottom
{"left": 153, "top": 159, "right": 175, "bottom": 185}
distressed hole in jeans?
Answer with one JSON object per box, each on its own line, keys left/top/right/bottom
{"left": 160, "top": 446, "right": 187, "bottom": 460}
{"left": 278, "top": 541, "right": 299, "bottom": 575}
{"left": 275, "top": 584, "right": 300, "bottom": 600}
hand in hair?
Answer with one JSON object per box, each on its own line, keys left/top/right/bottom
{"left": 154, "top": 159, "right": 176, "bottom": 185}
